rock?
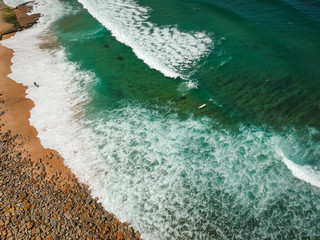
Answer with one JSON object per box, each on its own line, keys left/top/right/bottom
{"left": 114, "top": 231, "right": 125, "bottom": 240}
{"left": 20, "top": 192, "right": 27, "bottom": 199}
{"left": 50, "top": 218, "right": 58, "bottom": 226}
{"left": 34, "top": 227, "right": 41, "bottom": 234}
{"left": 80, "top": 213, "right": 88, "bottom": 224}
{"left": 85, "top": 196, "right": 92, "bottom": 205}
{"left": 26, "top": 221, "right": 33, "bottom": 229}
{"left": 64, "top": 212, "right": 72, "bottom": 220}
{"left": 104, "top": 223, "right": 110, "bottom": 232}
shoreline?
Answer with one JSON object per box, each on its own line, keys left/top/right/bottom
{"left": 0, "top": 36, "right": 74, "bottom": 186}
{"left": 0, "top": 3, "right": 141, "bottom": 240}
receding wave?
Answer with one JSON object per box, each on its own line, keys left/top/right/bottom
{"left": 76, "top": 0, "right": 213, "bottom": 79}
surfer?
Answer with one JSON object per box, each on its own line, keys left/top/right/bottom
{"left": 209, "top": 98, "right": 218, "bottom": 104}
{"left": 34, "top": 82, "right": 39, "bottom": 88}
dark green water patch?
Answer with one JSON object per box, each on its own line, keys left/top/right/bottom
{"left": 54, "top": 0, "right": 320, "bottom": 132}
{"left": 52, "top": 1, "right": 241, "bottom": 126}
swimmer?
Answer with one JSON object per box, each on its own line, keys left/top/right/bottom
{"left": 209, "top": 98, "right": 218, "bottom": 105}
{"left": 33, "top": 82, "right": 39, "bottom": 88}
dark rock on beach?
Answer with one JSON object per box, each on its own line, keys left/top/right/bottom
{"left": 0, "top": 1, "right": 40, "bottom": 40}
{"left": 13, "top": 2, "right": 41, "bottom": 30}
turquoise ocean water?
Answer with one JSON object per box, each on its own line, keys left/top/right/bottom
{"left": 2, "top": 0, "right": 320, "bottom": 239}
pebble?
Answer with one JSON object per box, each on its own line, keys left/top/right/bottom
{"left": 64, "top": 212, "right": 72, "bottom": 220}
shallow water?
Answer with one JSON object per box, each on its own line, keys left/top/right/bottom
{"left": 2, "top": 0, "right": 320, "bottom": 239}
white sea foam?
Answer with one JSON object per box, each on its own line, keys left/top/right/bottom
{"left": 76, "top": 0, "right": 213, "bottom": 79}
{"left": 81, "top": 106, "right": 320, "bottom": 239}
{"left": 218, "top": 56, "right": 233, "bottom": 68}
{"left": 3, "top": 0, "right": 26, "bottom": 7}
{"left": 282, "top": 154, "right": 320, "bottom": 188}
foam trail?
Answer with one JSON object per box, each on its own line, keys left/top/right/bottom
{"left": 282, "top": 153, "right": 320, "bottom": 188}
{"left": 76, "top": 0, "right": 213, "bottom": 79}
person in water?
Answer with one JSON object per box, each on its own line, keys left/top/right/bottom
{"left": 34, "top": 82, "right": 39, "bottom": 88}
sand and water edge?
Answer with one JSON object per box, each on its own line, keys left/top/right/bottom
{"left": 0, "top": 2, "right": 141, "bottom": 239}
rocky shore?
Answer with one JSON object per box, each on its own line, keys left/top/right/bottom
{"left": 0, "top": 122, "right": 140, "bottom": 239}
{"left": 0, "top": 1, "right": 40, "bottom": 39}
{"left": 0, "top": 122, "right": 142, "bottom": 240}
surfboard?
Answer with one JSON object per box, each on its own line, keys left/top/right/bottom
{"left": 198, "top": 104, "right": 206, "bottom": 109}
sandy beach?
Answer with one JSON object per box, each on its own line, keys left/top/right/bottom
{"left": 0, "top": 3, "right": 141, "bottom": 240}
